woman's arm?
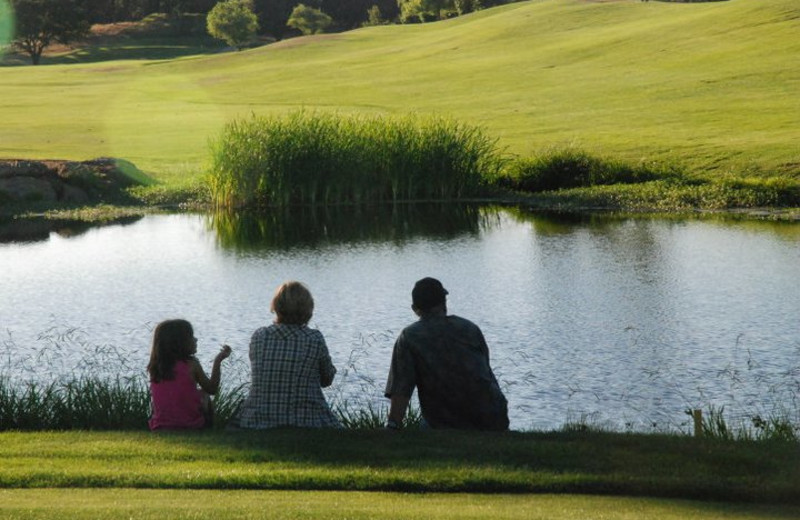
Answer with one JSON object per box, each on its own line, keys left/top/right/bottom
{"left": 191, "top": 345, "right": 232, "bottom": 395}
{"left": 319, "top": 353, "right": 336, "bottom": 388}
{"left": 318, "top": 337, "right": 336, "bottom": 388}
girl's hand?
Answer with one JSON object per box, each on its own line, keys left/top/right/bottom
{"left": 216, "top": 344, "right": 232, "bottom": 362}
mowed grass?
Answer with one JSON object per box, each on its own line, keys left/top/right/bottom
{"left": 2, "top": 430, "right": 799, "bottom": 502}
{"left": 1, "top": 430, "right": 800, "bottom": 519}
{"left": 2, "top": 489, "right": 799, "bottom": 520}
{"left": 1, "top": 0, "right": 798, "bottom": 185}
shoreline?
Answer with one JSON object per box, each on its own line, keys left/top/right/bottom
{"left": 2, "top": 159, "right": 799, "bottom": 224}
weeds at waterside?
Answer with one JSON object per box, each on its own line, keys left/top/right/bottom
{"left": 0, "top": 326, "right": 407, "bottom": 431}
{"left": 0, "top": 376, "right": 407, "bottom": 431}
{"left": 208, "top": 111, "right": 502, "bottom": 208}
{"left": 1, "top": 374, "right": 796, "bottom": 440}
{"left": 498, "top": 148, "right": 800, "bottom": 211}
{"left": 0, "top": 377, "right": 149, "bottom": 430}
{"left": 2, "top": 326, "right": 798, "bottom": 436}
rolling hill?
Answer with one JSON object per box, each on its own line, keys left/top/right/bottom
{"left": 1, "top": 0, "right": 798, "bottom": 184}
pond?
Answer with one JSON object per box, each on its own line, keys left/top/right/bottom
{"left": 2, "top": 204, "right": 799, "bottom": 432}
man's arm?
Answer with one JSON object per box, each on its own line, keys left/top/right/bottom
{"left": 387, "top": 393, "right": 411, "bottom": 427}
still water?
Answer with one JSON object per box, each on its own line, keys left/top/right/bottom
{"left": 2, "top": 205, "right": 799, "bottom": 431}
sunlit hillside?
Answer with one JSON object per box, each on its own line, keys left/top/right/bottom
{"left": 1, "top": 0, "right": 798, "bottom": 183}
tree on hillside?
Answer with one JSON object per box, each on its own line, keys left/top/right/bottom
{"left": 286, "top": 4, "right": 332, "bottom": 35}
{"left": 207, "top": 0, "right": 259, "bottom": 49}
{"left": 398, "top": 0, "right": 455, "bottom": 23}
{"left": 251, "top": 0, "right": 297, "bottom": 41}
{"left": 84, "top": 1, "right": 218, "bottom": 23}
{"left": 318, "top": 0, "right": 397, "bottom": 30}
{"left": 9, "top": 0, "right": 91, "bottom": 65}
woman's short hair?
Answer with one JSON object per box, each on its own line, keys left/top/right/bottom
{"left": 271, "top": 281, "right": 314, "bottom": 325}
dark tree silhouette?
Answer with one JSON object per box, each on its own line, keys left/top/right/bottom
{"left": 10, "top": 0, "right": 91, "bottom": 65}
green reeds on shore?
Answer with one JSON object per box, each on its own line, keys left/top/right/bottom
{"left": 0, "top": 376, "right": 401, "bottom": 431}
{"left": 207, "top": 111, "right": 502, "bottom": 208}
{"left": 0, "top": 377, "right": 150, "bottom": 430}
{"left": 2, "top": 376, "right": 797, "bottom": 440}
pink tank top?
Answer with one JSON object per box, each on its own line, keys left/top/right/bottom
{"left": 149, "top": 360, "right": 205, "bottom": 430}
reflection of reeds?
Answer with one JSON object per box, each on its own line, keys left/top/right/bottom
{"left": 208, "top": 111, "right": 502, "bottom": 208}
{"left": 208, "top": 203, "right": 496, "bottom": 251}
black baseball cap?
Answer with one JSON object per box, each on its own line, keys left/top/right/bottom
{"left": 412, "top": 277, "right": 449, "bottom": 310}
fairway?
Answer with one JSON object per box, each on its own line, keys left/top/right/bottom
{"left": 1, "top": 0, "right": 798, "bottom": 185}
{"left": 1, "top": 490, "right": 799, "bottom": 520}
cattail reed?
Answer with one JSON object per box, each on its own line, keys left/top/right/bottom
{"left": 207, "top": 111, "right": 502, "bottom": 208}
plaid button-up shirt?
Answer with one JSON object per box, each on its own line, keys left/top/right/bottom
{"left": 238, "top": 323, "right": 340, "bottom": 429}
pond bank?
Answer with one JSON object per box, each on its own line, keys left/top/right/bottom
{"left": 2, "top": 160, "right": 799, "bottom": 224}
{"left": 0, "top": 158, "right": 147, "bottom": 205}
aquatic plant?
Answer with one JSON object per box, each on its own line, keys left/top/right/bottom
{"left": 207, "top": 111, "right": 502, "bottom": 208}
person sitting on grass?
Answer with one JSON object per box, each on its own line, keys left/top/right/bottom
{"left": 230, "top": 280, "right": 340, "bottom": 429}
{"left": 384, "top": 277, "right": 509, "bottom": 431}
{"left": 147, "top": 319, "right": 232, "bottom": 430}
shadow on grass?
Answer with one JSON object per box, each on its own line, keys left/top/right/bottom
{"left": 0, "top": 37, "right": 229, "bottom": 67}
{"left": 146, "top": 428, "right": 800, "bottom": 503}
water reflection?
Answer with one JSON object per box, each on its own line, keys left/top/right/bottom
{"left": 1, "top": 205, "right": 799, "bottom": 431}
{"left": 0, "top": 215, "right": 143, "bottom": 243}
{"left": 505, "top": 207, "right": 800, "bottom": 242}
{"left": 208, "top": 203, "right": 498, "bottom": 250}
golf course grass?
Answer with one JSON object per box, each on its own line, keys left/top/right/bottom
{"left": 1, "top": 0, "right": 798, "bottom": 187}
{"left": 1, "top": 430, "right": 799, "bottom": 518}
{"left": 2, "top": 489, "right": 799, "bottom": 520}
{"left": 2, "top": 2, "right": 799, "bottom": 516}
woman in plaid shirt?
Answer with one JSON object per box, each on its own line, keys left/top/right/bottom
{"left": 234, "top": 281, "right": 340, "bottom": 429}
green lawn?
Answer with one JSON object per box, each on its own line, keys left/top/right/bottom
{"left": 2, "top": 430, "right": 798, "bottom": 500}
{"left": 1, "top": 430, "right": 799, "bottom": 519}
{"left": 2, "top": 489, "right": 799, "bottom": 520}
{"left": 1, "top": 0, "right": 798, "bottom": 186}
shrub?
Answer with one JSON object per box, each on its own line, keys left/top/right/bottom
{"left": 498, "top": 147, "right": 685, "bottom": 193}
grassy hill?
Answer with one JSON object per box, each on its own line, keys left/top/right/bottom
{"left": 1, "top": 0, "right": 798, "bottom": 187}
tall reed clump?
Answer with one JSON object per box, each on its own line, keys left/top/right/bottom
{"left": 207, "top": 111, "right": 502, "bottom": 208}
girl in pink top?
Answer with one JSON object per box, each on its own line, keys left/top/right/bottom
{"left": 147, "top": 319, "right": 231, "bottom": 430}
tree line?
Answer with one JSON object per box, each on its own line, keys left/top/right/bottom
{"left": 4, "top": 0, "right": 511, "bottom": 64}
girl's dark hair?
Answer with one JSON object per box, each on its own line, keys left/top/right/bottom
{"left": 147, "top": 319, "right": 195, "bottom": 383}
